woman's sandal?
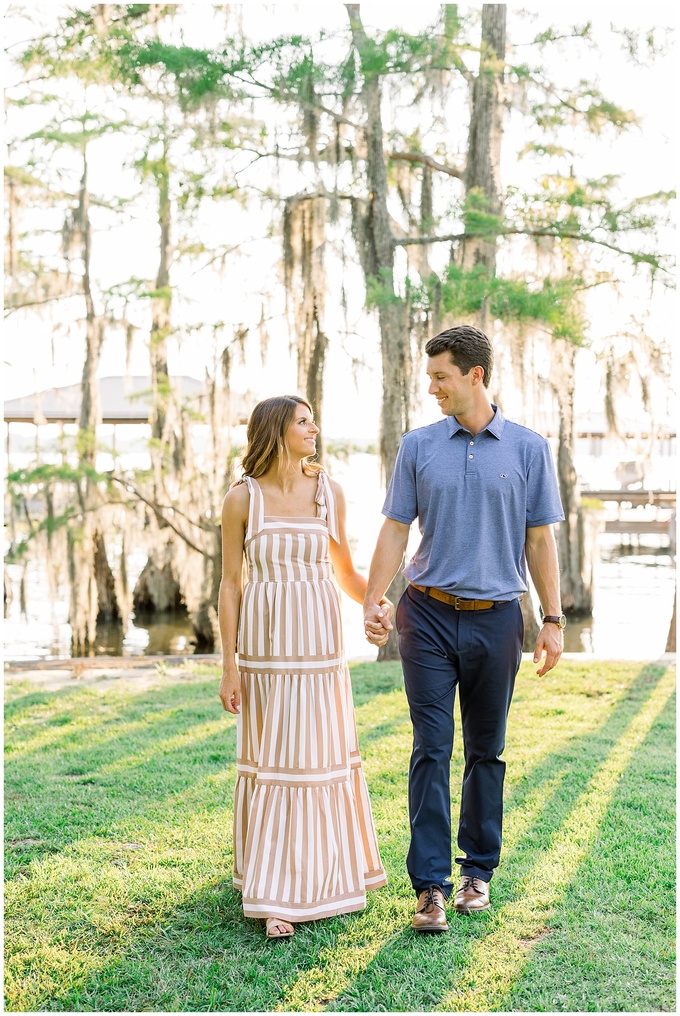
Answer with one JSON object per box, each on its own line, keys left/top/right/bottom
{"left": 265, "top": 917, "right": 294, "bottom": 939}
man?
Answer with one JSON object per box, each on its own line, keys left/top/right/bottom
{"left": 364, "top": 325, "right": 565, "bottom": 932}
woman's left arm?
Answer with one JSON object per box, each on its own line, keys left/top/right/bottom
{"left": 327, "top": 479, "right": 367, "bottom": 604}
{"left": 328, "top": 478, "right": 394, "bottom": 616}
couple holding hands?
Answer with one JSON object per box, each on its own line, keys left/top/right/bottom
{"left": 218, "top": 325, "right": 565, "bottom": 939}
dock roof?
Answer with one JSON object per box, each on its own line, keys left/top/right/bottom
{"left": 3, "top": 376, "right": 251, "bottom": 425}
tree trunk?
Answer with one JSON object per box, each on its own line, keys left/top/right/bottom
{"left": 461, "top": 7, "right": 539, "bottom": 646}
{"left": 550, "top": 338, "right": 594, "bottom": 614}
{"left": 285, "top": 195, "right": 328, "bottom": 460}
{"left": 191, "top": 528, "right": 222, "bottom": 651}
{"left": 94, "top": 531, "right": 120, "bottom": 622}
{"left": 69, "top": 148, "right": 102, "bottom": 655}
{"left": 305, "top": 309, "right": 328, "bottom": 462}
{"left": 133, "top": 541, "right": 184, "bottom": 612}
{"left": 460, "top": 2, "right": 506, "bottom": 333}
{"left": 347, "top": 4, "right": 411, "bottom": 659}
{"left": 150, "top": 137, "right": 183, "bottom": 489}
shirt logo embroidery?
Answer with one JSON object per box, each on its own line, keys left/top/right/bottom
{"left": 499, "top": 473, "right": 508, "bottom": 478}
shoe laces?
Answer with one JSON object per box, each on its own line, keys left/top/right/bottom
{"left": 418, "top": 885, "right": 445, "bottom": 914}
{"left": 460, "top": 876, "right": 484, "bottom": 893}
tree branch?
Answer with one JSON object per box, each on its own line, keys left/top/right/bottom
{"left": 109, "top": 476, "right": 217, "bottom": 556}
{"left": 395, "top": 227, "right": 672, "bottom": 269}
{"left": 395, "top": 231, "right": 467, "bottom": 246}
{"left": 388, "top": 150, "right": 463, "bottom": 179}
{"left": 4, "top": 291, "right": 80, "bottom": 317}
{"left": 229, "top": 71, "right": 365, "bottom": 132}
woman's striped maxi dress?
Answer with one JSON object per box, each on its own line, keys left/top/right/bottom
{"left": 232, "top": 471, "right": 387, "bottom": 922}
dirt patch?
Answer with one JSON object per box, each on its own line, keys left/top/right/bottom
{"left": 4, "top": 663, "right": 207, "bottom": 693}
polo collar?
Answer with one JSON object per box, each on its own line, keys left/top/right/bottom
{"left": 447, "top": 404, "right": 506, "bottom": 439}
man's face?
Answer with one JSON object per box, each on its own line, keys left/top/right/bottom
{"left": 426, "top": 352, "right": 475, "bottom": 417}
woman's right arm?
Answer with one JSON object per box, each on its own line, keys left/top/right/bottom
{"left": 217, "top": 483, "right": 249, "bottom": 714}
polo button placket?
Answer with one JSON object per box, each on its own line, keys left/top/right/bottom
{"left": 463, "top": 430, "right": 477, "bottom": 474}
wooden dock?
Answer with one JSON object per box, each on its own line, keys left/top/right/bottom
{"left": 583, "top": 490, "right": 676, "bottom": 547}
{"left": 586, "top": 489, "right": 676, "bottom": 507}
{"left": 604, "top": 520, "right": 671, "bottom": 536}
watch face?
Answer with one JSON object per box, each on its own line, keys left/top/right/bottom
{"left": 558, "top": 614, "right": 567, "bottom": 629}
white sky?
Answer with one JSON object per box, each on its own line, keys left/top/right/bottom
{"left": 3, "top": 2, "right": 677, "bottom": 439}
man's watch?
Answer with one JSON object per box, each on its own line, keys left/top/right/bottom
{"left": 541, "top": 613, "right": 567, "bottom": 629}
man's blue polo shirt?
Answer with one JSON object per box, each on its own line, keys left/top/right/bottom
{"left": 382, "top": 406, "right": 564, "bottom": 601}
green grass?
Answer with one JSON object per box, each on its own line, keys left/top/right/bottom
{"left": 4, "top": 658, "right": 675, "bottom": 1012}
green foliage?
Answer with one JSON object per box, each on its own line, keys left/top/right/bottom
{"left": 580, "top": 497, "right": 606, "bottom": 510}
{"left": 502, "top": 176, "right": 674, "bottom": 277}
{"left": 28, "top": 121, "right": 129, "bottom": 149}
{"left": 461, "top": 189, "right": 504, "bottom": 236}
{"left": 414, "top": 264, "right": 590, "bottom": 345}
{"left": 527, "top": 82, "right": 639, "bottom": 135}
{"left": 365, "top": 269, "right": 405, "bottom": 311}
{"left": 4, "top": 166, "right": 52, "bottom": 189}
{"left": 6, "top": 463, "right": 119, "bottom": 561}
{"left": 7, "top": 464, "right": 105, "bottom": 488}
{"left": 352, "top": 28, "right": 437, "bottom": 79}
{"left": 140, "top": 286, "right": 173, "bottom": 302}
{"left": 117, "top": 38, "right": 238, "bottom": 106}
{"left": 609, "top": 24, "right": 673, "bottom": 65}
{"left": 531, "top": 23, "right": 593, "bottom": 46}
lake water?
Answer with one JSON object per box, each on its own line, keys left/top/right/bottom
{"left": 3, "top": 455, "right": 675, "bottom": 662}
{"left": 4, "top": 541, "right": 675, "bottom": 664}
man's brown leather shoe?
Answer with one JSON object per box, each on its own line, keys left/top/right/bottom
{"left": 412, "top": 885, "right": 449, "bottom": 932}
{"left": 453, "top": 875, "right": 491, "bottom": 913}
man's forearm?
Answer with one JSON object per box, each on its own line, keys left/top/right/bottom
{"left": 365, "top": 519, "right": 410, "bottom": 605}
{"left": 525, "top": 526, "right": 561, "bottom": 615}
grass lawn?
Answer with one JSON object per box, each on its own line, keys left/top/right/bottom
{"left": 4, "top": 657, "right": 675, "bottom": 1013}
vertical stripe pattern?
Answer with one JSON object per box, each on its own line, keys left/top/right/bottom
{"left": 233, "top": 472, "right": 387, "bottom": 921}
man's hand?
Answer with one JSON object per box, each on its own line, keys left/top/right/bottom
{"left": 364, "top": 599, "right": 394, "bottom": 647}
{"left": 533, "top": 623, "right": 563, "bottom": 676}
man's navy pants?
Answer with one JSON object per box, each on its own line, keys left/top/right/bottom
{"left": 396, "top": 583, "right": 523, "bottom": 897}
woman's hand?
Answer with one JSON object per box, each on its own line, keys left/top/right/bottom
{"left": 219, "top": 667, "right": 241, "bottom": 714}
{"left": 364, "top": 597, "right": 394, "bottom": 647}
{"left": 379, "top": 597, "right": 395, "bottom": 627}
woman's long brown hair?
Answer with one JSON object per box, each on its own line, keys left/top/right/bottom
{"left": 239, "top": 395, "right": 322, "bottom": 479}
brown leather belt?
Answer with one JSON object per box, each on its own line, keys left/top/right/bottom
{"left": 409, "top": 582, "right": 508, "bottom": 610}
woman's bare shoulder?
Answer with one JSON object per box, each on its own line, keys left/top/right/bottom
{"left": 222, "top": 479, "right": 250, "bottom": 520}
{"left": 328, "top": 476, "right": 345, "bottom": 498}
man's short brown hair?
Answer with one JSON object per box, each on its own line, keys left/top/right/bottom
{"left": 425, "top": 325, "right": 494, "bottom": 388}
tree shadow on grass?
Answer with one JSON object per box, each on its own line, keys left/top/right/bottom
{"left": 501, "top": 662, "right": 670, "bottom": 865}
{"left": 3, "top": 664, "right": 406, "bottom": 1011}
{"left": 5, "top": 661, "right": 403, "bottom": 764}
{"left": 5, "top": 878, "right": 401, "bottom": 1012}
{"left": 6, "top": 662, "right": 671, "bottom": 1011}
{"left": 315, "top": 662, "right": 673, "bottom": 1013}
{"left": 4, "top": 665, "right": 407, "bottom": 879}
{"left": 4, "top": 680, "right": 239, "bottom": 872}
{"left": 503, "top": 688, "right": 675, "bottom": 1014}
{"left": 4, "top": 684, "right": 94, "bottom": 718}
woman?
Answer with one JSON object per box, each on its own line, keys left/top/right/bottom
{"left": 218, "top": 395, "right": 388, "bottom": 939}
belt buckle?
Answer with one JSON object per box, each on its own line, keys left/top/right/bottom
{"left": 453, "top": 596, "right": 462, "bottom": 610}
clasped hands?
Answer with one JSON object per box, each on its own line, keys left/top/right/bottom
{"left": 363, "top": 598, "right": 395, "bottom": 647}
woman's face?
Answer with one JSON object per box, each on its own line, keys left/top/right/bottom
{"left": 284, "top": 404, "right": 319, "bottom": 458}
